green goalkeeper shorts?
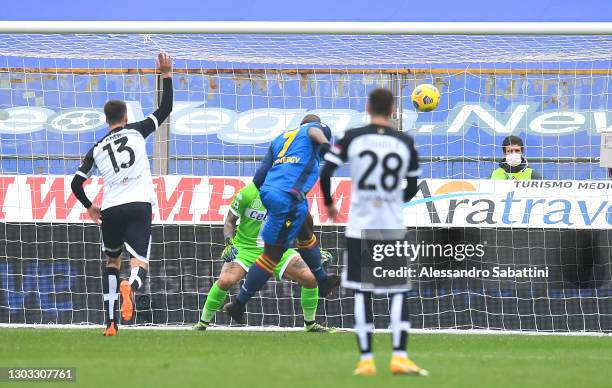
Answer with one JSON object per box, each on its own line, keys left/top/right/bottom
{"left": 234, "top": 246, "right": 299, "bottom": 281}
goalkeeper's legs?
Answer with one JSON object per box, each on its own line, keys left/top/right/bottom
{"left": 353, "top": 290, "right": 376, "bottom": 376}
{"left": 389, "top": 292, "right": 428, "bottom": 376}
{"left": 226, "top": 193, "right": 308, "bottom": 323}
{"left": 225, "top": 244, "right": 283, "bottom": 323}
{"left": 102, "top": 257, "right": 121, "bottom": 336}
{"left": 281, "top": 255, "right": 335, "bottom": 333}
{"left": 195, "top": 262, "right": 246, "bottom": 330}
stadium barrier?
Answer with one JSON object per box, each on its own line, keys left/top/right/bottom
{"left": 1, "top": 175, "right": 610, "bottom": 331}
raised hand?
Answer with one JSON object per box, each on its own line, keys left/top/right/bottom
{"left": 156, "top": 52, "right": 172, "bottom": 78}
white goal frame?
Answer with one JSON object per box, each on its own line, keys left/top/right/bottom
{"left": 0, "top": 21, "right": 611, "bottom": 335}
{"left": 0, "top": 21, "right": 611, "bottom": 35}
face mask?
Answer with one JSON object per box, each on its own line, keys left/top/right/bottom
{"left": 505, "top": 153, "right": 522, "bottom": 167}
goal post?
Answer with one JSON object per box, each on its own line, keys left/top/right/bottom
{"left": 0, "top": 22, "right": 611, "bottom": 332}
{"left": 0, "top": 21, "right": 611, "bottom": 34}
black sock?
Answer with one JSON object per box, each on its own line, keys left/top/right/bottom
{"left": 304, "top": 320, "right": 315, "bottom": 326}
{"left": 103, "top": 267, "right": 120, "bottom": 325}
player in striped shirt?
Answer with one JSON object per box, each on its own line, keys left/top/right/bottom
{"left": 320, "top": 88, "right": 428, "bottom": 376}
{"left": 71, "top": 53, "right": 173, "bottom": 336}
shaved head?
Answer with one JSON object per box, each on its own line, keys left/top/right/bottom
{"left": 300, "top": 114, "right": 321, "bottom": 125}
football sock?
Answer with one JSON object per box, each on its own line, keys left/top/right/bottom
{"left": 300, "top": 286, "right": 319, "bottom": 323}
{"left": 354, "top": 291, "right": 374, "bottom": 356}
{"left": 297, "top": 235, "right": 327, "bottom": 283}
{"left": 236, "top": 254, "right": 275, "bottom": 305}
{"left": 390, "top": 292, "right": 410, "bottom": 356}
{"left": 201, "top": 283, "right": 228, "bottom": 322}
{"left": 129, "top": 266, "right": 147, "bottom": 292}
{"left": 102, "top": 267, "right": 120, "bottom": 325}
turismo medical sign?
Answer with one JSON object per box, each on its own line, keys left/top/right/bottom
{"left": 1, "top": 175, "right": 612, "bottom": 229}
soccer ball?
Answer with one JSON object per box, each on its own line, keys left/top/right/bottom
{"left": 411, "top": 84, "right": 440, "bottom": 112}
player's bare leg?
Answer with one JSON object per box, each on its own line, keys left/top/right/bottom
{"left": 224, "top": 243, "right": 284, "bottom": 323}
{"left": 119, "top": 257, "right": 148, "bottom": 321}
{"left": 194, "top": 262, "right": 246, "bottom": 330}
{"left": 283, "top": 256, "right": 335, "bottom": 333}
{"left": 296, "top": 213, "right": 340, "bottom": 298}
{"left": 102, "top": 255, "right": 121, "bottom": 336}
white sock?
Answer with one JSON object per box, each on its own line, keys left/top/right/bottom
{"left": 129, "top": 266, "right": 143, "bottom": 290}
{"left": 392, "top": 350, "right": 408, "bottom": 358}
{"left": 360, "top": 353, "right": 373, "bottom": 361}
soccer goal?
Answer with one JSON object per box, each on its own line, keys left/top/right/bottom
{"left": 0, "top": 21, "right": 610, "bottom": 332}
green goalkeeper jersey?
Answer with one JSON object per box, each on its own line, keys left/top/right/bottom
{"left": 229, "top": 183, "right": 267, "bottom": 248}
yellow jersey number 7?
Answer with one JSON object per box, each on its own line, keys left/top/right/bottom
{"left": 277, "top": 128, "right": 299, "bottom": 158}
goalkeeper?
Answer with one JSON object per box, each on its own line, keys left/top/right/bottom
{"left": 193, "top": 182, "right": 335, "bottom": 332}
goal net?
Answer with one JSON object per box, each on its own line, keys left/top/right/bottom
{"left": 0, "top": 26, "right": 611, "bottom": 332}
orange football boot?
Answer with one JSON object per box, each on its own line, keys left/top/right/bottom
{"left": 390, "top": 355, "right": 429, "bottom": 376}
{"left": 353, "top": 359, "right": 376, "bottom": 376}
{"left": 103, "top": 322, "right": 117, "bottom": 336}
{"left": 119, "top": 280, "right": 134, "bottom": 321}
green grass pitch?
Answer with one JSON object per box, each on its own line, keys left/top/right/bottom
{"left": 2, "top": 328, "right": 612, "bottom": 388}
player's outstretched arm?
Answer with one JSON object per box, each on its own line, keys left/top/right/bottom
{"left": 152, "top": 53, "right": 173, "bottom": 124}
{"left": 129, "top": 53, "right": 174, "bottom": 138}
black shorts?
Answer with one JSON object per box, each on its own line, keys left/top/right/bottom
{"left": 101, "top": 202, "right": 152, "bottom": 262}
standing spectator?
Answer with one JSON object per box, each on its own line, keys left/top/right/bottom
{"left": 491, "top": 136, "right": 542, "bottom": 180}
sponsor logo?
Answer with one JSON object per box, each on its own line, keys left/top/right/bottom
{"left": 0, "top": 175, "right": 349, "bottom": 224}
{"left": 245, "top": 208, "right": 267, "bottom": 221}
{"left": 1, "top": 175, "right": 612, "bottom": 229}
{"left": 406, "top": 179, "right": 612, "bottom": 228}
{"left": 0, "top": 102, "right": 610, "bottom": 139}
{"left": 251, "top": 198, "right": 262, "bottom": 209}
{"left": 273, "top": 156, "right": 300, "bottom": 165}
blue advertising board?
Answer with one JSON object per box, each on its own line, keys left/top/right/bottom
{"left": 0, "top": 69, "right": 609, "bottom": 178}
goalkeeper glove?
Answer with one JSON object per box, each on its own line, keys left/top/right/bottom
{"left": 221, "top": 237, "right": 238, "bottom": 263}
{"left": 320, "top": 248, "right": 334, "bottom": 265}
